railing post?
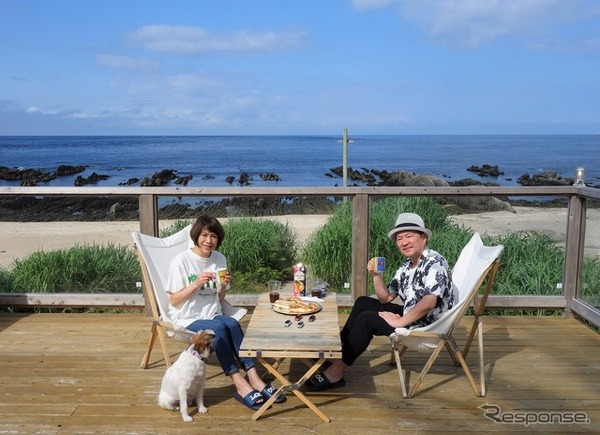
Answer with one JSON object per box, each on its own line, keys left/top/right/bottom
{"left": 138, "top": 194, "right": 159, "bottom": 315}
{"left": 352, "top": 194, "right": 370, "bottom": 301}
{"left": 563, "top": 193, "right": 587, "bottom": 318}
{"left": 139, "top": 194, "right": 159, "bottom": 236}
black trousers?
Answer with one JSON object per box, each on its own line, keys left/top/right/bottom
{"left": 340, "top": 295, "right": 404, "bottom": 366}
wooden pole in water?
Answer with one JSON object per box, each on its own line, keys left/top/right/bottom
{"left": 339, "top": 127, "right": 354, "bottom": 189}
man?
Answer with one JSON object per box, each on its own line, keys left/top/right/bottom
{"left": 307, "top": 212, "right": 457, "bottom": 390}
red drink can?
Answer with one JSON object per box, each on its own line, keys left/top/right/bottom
{"left": 293, "top": 263, "right": 307, "bottom": 297}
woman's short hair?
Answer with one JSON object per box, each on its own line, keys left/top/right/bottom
{"left": 189, "top": 215, "right": 225, "bottom": 249}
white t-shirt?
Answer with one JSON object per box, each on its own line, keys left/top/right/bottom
{"left": 166, "top": 248, "right": 228, "bottom": 328}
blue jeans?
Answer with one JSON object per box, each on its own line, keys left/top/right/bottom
{"left": 186, "top": 315, "right": 256, "bottom": 376}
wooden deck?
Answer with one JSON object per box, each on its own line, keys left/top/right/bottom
{"left": 1, "top": 312, "right": 598, "bottom": 434}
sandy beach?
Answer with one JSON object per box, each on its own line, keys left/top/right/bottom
{"left": 1, "top": 207, "right": 599, "bottom": 269}
{"left": 0, "top": 215, "right": 332, "bottom": 269}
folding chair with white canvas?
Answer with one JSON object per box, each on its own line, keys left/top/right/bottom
{"left": 389, "top": 232, "right": 503, "bottom": 398}
{"left": 132, "top": 225, "right": 247, "bottom": 369}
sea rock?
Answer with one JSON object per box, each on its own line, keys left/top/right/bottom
{"left": 517, "top": 171, "right": 574, "bottom": 186}
{"left": 326, "top": 167, "right": 514, "bottom": 214}
{"left": 0, "top": 165, "right": 89, "bottom": 186}
{"left": 141, "top": 169, "right": 178, "bottom": 187}
{"left": 329, "top": 166, "right": 377, "bottom": 184}
{"left": 160, "top": 203, "right": 195, "bottom": 218}
{"left": 74, "top": 172, "right": 110, "bottom": 186}
{"left": 218, "top": 196, "right": 338, "bottom": 217}
{"left": 394, "top": 172, "right": 514, "bottom": 214}
{"left": 0, "top": 196, "right": 140, "bottom": 221}
{"left": 22, "top": 171, "right": 56, "bottom": 186}
{"left": 55, "top": 165, "right": 87, "bottom": 177}
{"left": 238, "top": 172, "right": 252, "bottom": 186}
{"left": 402, "top": 173, "right": 449, "bottom": 187}
{"left": 175, "top": 175, "right": 193, "bottom": 186}
{"left": 119, "top": 177, "right": 139, "bottom": 186}
{"left": 378, "top": 170, "right": 414, "bottom": 186}
{"left": 467, "top": 164, "right": 504, "bottom": 177}
{"left": 0, "top": 166, "right": 57, "bottom": 186}
{"left": 0, "top": 166, "right": 24, "bottom": 181}
{"left": 260, "top": 172, "right": 282, "bottom": 182}
{"left": 447, "top": 196, "right": 515, "bottom": 214}
{"left": 449, "top": 177, "right": 500, "bottom": 187}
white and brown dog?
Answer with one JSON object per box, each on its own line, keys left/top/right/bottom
{"left": 158, "top": 330, "right": 213, "bottom": 422}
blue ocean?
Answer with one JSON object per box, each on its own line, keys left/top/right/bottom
{"left": 1, "top": 135, "right": 599, "bottom": 189}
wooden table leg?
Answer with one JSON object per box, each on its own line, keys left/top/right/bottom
{"left": 251, "top": 357, "right": 331, "bottom": 423}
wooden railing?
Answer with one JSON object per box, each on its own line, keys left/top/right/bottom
{"left": 1, "top": 184, "right": 599, "bottom": 327}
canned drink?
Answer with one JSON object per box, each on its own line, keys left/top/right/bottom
{"left": 293, "top": 263, "right": 307, "bottom": 297}
{"left": 371, "top": 257, "right": 386, "bottom": 273}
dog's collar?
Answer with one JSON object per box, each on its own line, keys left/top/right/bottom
{"left": 187, "top": 346, "right": 207, "bottom": 362}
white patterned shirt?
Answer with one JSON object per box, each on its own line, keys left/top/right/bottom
{"left": 388, "top": 247, "right": 457, "bottom": 328}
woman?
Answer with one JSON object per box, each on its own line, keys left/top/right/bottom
{"left": 165, "top": 214, "right": 285, "bottom": 410}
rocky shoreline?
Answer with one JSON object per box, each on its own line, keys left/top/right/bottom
{"left": 0, "top": 163, "right": 588, "bottom": 188}
{"left": 0, "top": 164, "right": 596, "bottom": 222}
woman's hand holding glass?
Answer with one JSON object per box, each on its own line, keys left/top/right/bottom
{"left": 193, "top": 271, "right": 217, "bottom": 289}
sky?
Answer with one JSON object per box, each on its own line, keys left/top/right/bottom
{"left": 1, "top": 0, "right": 600, "bottom": 136}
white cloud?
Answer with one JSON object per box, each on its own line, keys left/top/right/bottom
{"left": 66, "top": 111, "right": 109, "bottom": 119}
{"left": 353, "top": 0, "right": 600, "bottom": 49}
{"left": 25, "top": 106, "right": 57, "bottom": 115}
{"left": 128, "top": 25, "right": 304, "bottom": 55}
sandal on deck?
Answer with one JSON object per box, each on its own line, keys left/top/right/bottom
{"left": 233, "top": 390, "right": 267, "bottom": 411}
{"left": 261, "top": 384, "right": 287, "bottom": 403}
{"left": 306, "top": 372, "right": 347, "bottom": 391}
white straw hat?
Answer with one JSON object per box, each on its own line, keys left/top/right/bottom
{"left": 387, "top": 212, "right": 432, "bottom": 241}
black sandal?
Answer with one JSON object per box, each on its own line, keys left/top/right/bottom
{"left": 233, "top": 390, "right": 267, "bottom": 410}
{"left": 261, "top": 384, "right": 287, "bottom": 403}
{"left": 307, "top": 372, "right": 346, "bottom": 391}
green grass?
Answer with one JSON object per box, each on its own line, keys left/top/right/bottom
{"left": 1, "top": 244, "right": 139, "bottom": 293}
{"left": 219, "top": 217, "right": 297, "bottom": 293}
{"left": 1, "top": 200, "right": 599, "bottom": 318}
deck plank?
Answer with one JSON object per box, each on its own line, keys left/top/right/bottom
{"left": 0, "top": 312, "right": 598, "bottom": 433}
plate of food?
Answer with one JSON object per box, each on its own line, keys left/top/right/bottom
{"left": 272, "top": 297, "right": 322, "bottom": 315}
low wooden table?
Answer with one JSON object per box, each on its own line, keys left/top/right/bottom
{"left": 239, "top": 292, "right": 342, "bottom": 422}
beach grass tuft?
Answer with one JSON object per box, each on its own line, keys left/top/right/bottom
{"left": 219, "top": 217, "right": 297, "bottom": 292}
{"left": 4, "top": 244, "right": 139, "bottom": 293}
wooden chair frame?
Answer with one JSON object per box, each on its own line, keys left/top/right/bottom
{"left": 135, "top": 244, "right": 192, "bottom": 369}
